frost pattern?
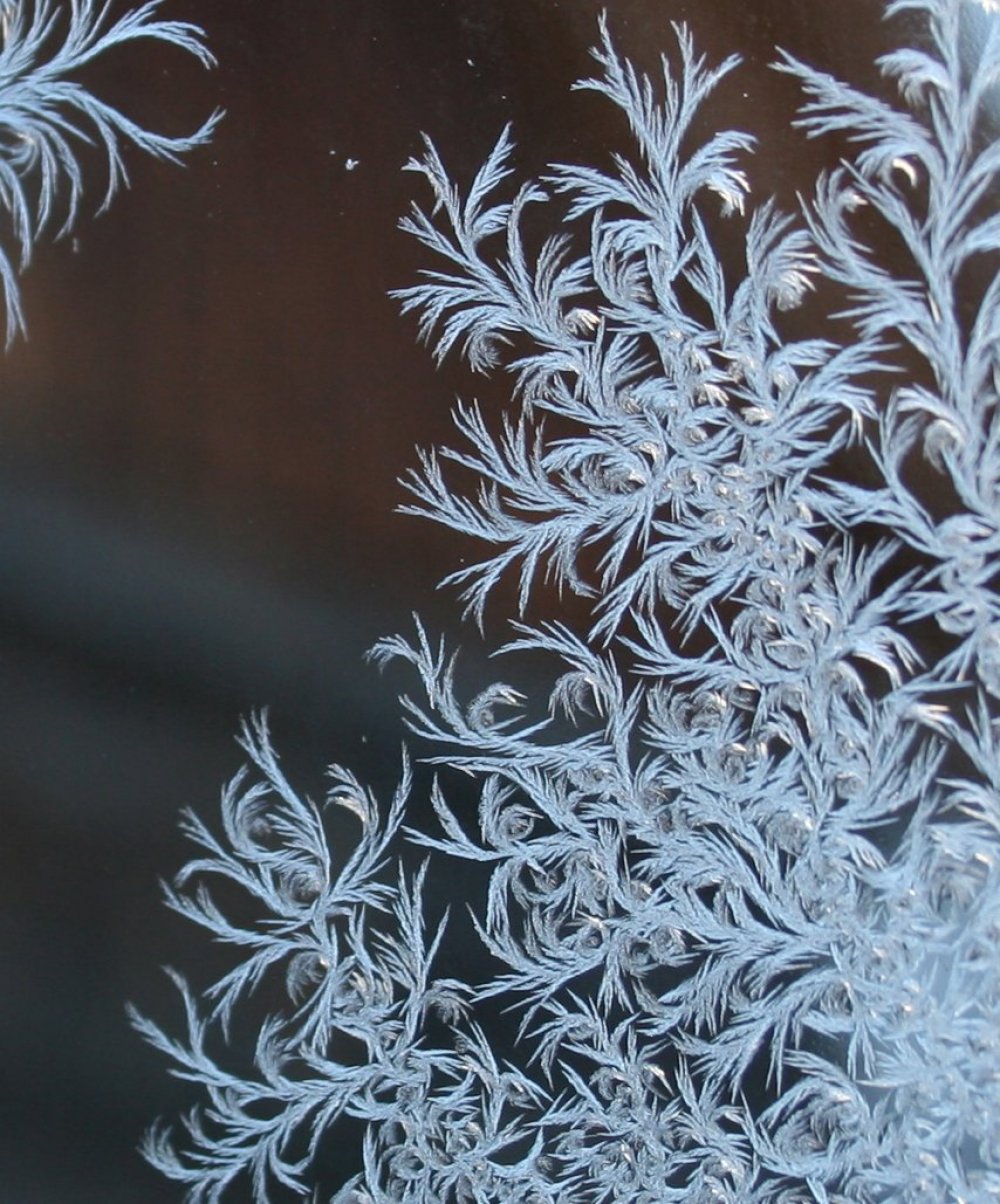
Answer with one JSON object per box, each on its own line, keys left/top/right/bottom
{"left": 135, "top": 3, "right": 1000, "bottom": 1201}
{"left": 0, "top": 0, "right": 220, "bottom": 343}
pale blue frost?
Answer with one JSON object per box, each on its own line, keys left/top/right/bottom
{"left": 135, "top": 3, "right": 1000, "bottom": 1200}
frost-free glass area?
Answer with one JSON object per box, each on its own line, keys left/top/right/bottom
{"left": 0, "top": 2, "right": 996, "bottom": 1201}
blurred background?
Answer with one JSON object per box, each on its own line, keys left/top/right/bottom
{"left": 0, "top": 1, "right": 887, "bottom": 1198}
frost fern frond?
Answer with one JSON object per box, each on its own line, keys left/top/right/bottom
{"left": 140, "top": 5, "right": 999, "bottom": 1201}
{"left": 0, "top": 0, "right": 220, "bottom": 343}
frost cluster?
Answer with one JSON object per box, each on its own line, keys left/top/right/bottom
{"left": 135, "top": 3, "right": 999, "bottom": 1200}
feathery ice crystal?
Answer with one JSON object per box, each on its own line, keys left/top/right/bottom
{"left": 0, "top": 0, "right": 219, "bottom": 343}
{"left": 134, "top": 2, "right": 1000, "bottom": 1200}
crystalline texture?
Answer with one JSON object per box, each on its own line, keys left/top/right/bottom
{"left": 136, "top": 4, "right": 1000, "bottom": 1200}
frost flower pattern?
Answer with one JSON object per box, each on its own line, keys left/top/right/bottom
{"left": 136, "top": 3, "right": 999, "bottom": 1201}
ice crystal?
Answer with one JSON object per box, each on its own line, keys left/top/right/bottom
{"left": 0, "top": 0, "right": 219, "bottom": 343}
{"left": 136, "top": 3, "right": 999, "bottom": 1201}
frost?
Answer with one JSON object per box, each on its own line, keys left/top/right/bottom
{"left": 136, "top": 3, "right": 1000, "bottom": 1201}
{"left": 0, "top": 0, "right": 219, "bottom": 343}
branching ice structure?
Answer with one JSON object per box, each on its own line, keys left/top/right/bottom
{"left": 135, "top": 3, "right": 1000, "bottom": 1200}
{"left": 0, "top": 0, "right": 219, "bottom": 343}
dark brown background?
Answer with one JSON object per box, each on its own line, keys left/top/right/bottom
{"left": 0, "top": 2, "right": 893, "bottom": 1199}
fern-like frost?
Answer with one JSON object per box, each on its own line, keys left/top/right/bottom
{"left": 0, "top": 0, "right": 220, "bottom": 343}
{"left": 137, "top": 4, "right": 999, "bottom": 1201}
